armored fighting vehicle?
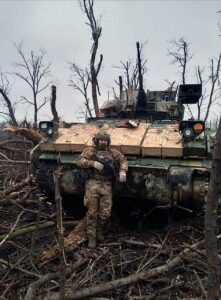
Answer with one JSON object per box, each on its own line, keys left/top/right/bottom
{"left": 31, "top": 44, "right": 214, "bottom": 210}
{"left": 31, "top": 81, "right": 213, "bottom": 210}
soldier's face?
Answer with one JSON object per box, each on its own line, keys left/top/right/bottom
{"left": 98, "top": 139, "right": 108, "bottom": 149}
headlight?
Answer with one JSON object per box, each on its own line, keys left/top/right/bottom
{"left": 38, "top": 121, "right": 54, "bottom": 138}
{"left": 179, "top": 120, "right": 205, "bottom": 139}
{"left": 183, "top": 128, "right": 193, "bottom": 138}
{"left": 39, "top": 122, "right": 48, "bottom": 132}
{"left": 47, "top": 127, "right": 53, "bottom": 137}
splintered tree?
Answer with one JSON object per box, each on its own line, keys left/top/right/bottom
{"left": 0, "top": 71, "right": 18, "bottom": 126}
{"left": 167, "top": 37, "right": 221, "bottom": 123}
{"left": 13, "top": 42, "right": 52, "bottom": 129}
{"left": 80, "top": 0, "right": 103, "bottom": 117}
{"left": 50, "top": 85, "right": 59, "bottom": 123}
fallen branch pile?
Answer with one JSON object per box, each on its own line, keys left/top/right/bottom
{"left": 0, "top": 186, "right": 219, "bottom": 300}
{"left": 0, "top": 128, "right": 220, "bottom": 299}
{"left": 0, "top": 130, "right": 33, "bottom": 191}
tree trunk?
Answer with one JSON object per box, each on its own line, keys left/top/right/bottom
{"left": 33, "top": 93, "right": 37, "bottom": 130}
{"left": 90, "top": 40, "right": 100, "bottom": 117}
{"left": 0, "top": 88, "right": 18, "bottom": 126}
{"left": 119, "top": 76, "right": 123, "bottom": 99}
{"left": 205, "top": 117, "right": 221, "bottom": 300}
{"left": 3, "top": 127, "right": 42, "bottom": 144}
{"left": 51, "top": 85, "right": 59, "bottom": 123}
{"left": 54, "top": 167, "right": 66, "bottom": 300}
{"left": 82, "top": 0, "right": 102, "bottom": 118}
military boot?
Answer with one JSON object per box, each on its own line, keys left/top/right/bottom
{"left": 97, "top": 229, "right": 104, "bottom": 242}
{"left": 88, "top": 237, "right": 97, "bottom": 249}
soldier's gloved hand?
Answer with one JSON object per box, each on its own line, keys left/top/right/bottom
{"left": 93, "top": 161, "right": 104, "bottom": 171}
{"left": 119, "top": 171, "right": 126, "bottom": 183}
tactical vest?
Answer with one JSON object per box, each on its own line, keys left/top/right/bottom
{"left": 88, "top": 149, "right": 115, "bottom": 182}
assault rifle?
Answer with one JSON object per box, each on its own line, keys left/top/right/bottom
{"left": 91, "top": 155, "right": 115, "bottom": 175}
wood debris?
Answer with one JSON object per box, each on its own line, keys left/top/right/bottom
{"left": 0, "top": 127, "right": 220, "bottom": 300}
{"left": 3, "top": 126, "right": 43, "bottom": 143}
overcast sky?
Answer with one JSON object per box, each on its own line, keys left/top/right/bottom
{"left": 0, "top": 0, "right": 221, "bottom": 123}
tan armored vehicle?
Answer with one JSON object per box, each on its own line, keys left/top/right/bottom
{"left": 31, "top": 82, "right": 212, "bottom": 210}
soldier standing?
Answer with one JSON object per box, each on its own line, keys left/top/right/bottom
{"left": 76, "top": 130, "right": 128, "bottom": 248}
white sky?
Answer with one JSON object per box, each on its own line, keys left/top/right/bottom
{"left": 0, "top": 0, "right": 221, "bottom": 123}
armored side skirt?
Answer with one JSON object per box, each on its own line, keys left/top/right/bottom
{"left": 36, "top": 157, "right": 210, "bottom": 207}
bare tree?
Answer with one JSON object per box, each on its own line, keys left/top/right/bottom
{"left": 114, "top": 42, "right": 148, "bottom": 91}
{"left": 80, "top": 0, "right": 103, "bottom": 117}
{"left": 69, "top": 63, "right": 93, "bottom": 118}
{"left": 13, "top": 42, "right": 52, "bottom": 129}
{"left": 194, "top": 54, "right": 221, "bottom": 122}
{"left": 168, "top": 37, "right": 194, "bottom": 118}
{"left": 0, "top": 71, "right": 18, "bottom": 126}
{"left": 114, "top": 59, "right": 137, "bottom": 90}
{"left": 189, "top": 20, "right": 221, "bottom": 123}
{"left": 168, "top": 37, "right": 193, "bottom": 85}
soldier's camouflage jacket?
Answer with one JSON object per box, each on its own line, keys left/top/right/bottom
{"left": 75, "top": 146, "right": 128, "bottom": 182}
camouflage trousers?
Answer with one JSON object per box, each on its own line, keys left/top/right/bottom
{"left": 84, "top": 179, "right": 112, "bottom": 239}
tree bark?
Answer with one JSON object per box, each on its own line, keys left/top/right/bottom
{"left": 205, "top": 117, "right": 221, "bottom": 300}
{"left": 119, "top": 76, "right": 123, "bottom": 99}
{"left": 0, "top": 175, "right": 32, "bottom": 197}
{"left": 24, "top": 257, "right": 88, "bottom": 300}
{"left": 33, "top": 93, "right": 38, "bottom": 130}
{"left": 82, "top": 0, "right": 102, "bottom": 117}
{"left": 0, "top": 221, "right": 77, "bottom": 242}
{"left": 51, "top": 85, "right": 59, "bottom": 123}
{"left": 0, "top": 88, "right": 18, "bottom": 126}
{"left": 90, "top": 39, "right": 100, "bottom": 117}
{"left": 54, "top": 167, "right": 66, "bottom": 300}
{"left": 0, "top": 221, "right": 55, "bottom": 242}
